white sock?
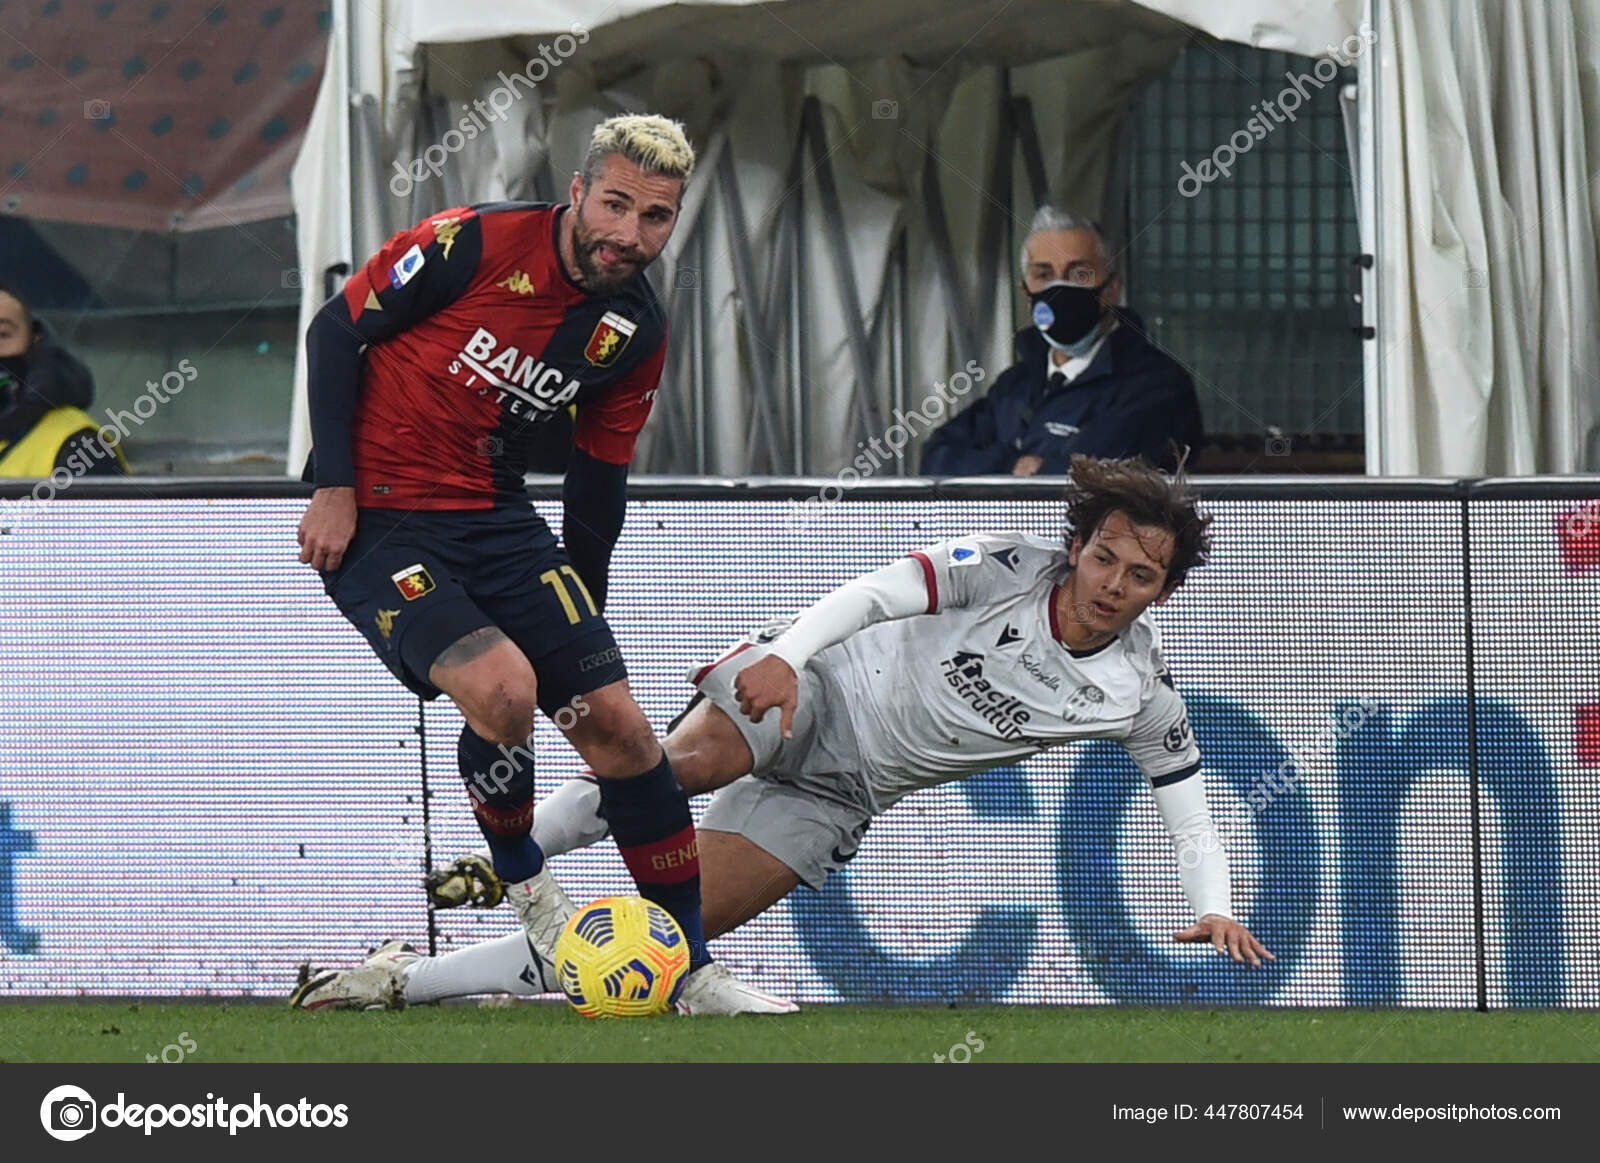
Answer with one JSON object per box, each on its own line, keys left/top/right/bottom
{"left": 531, "top": 776, "right": 610, "bottom": 857}
{"left": 401, "top": 933, "right": 550, "bottom": 1002}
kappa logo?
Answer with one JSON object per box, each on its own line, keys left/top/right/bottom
{"left": 431, "top": 216, "right": 462, "bottom": 259}
{"left": 995, "top": 623, "right": 1023, "bottom": 647}
{"left": 578, "top": 646, "right": 623, "bottom": 673}
{"left": 585, "top": 311, "right": 638, "bottom": 367}
{"left": 391, "top": 565, "right": 436, "bottom": 601}
{"left": 496, "top": 269, "right": 535, "bottom": 296}
{"left": 375, "top": 608, "right": 399, "bottom": 642}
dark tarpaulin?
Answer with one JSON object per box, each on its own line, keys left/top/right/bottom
{"left": 0, "top": 1, "right": 330, "bottom": 232}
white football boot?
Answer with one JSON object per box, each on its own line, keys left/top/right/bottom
{"left": 289, "top": 940, "right": 420, "bottom": 1011}
{"left": 505, "top": 866, "right": 577, "bottom": 965}
{"left": 673, "top": 962, "right": 800, "bottom": 1016}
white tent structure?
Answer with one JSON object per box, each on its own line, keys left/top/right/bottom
{"left": 286, "top": 0, "right": 1600, "bottom": 477}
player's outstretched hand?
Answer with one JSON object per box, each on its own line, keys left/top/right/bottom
{"left": 1173, "top": 914, "right": 1275, "bottom": 968}
{"left": 297, "top": 486, "right": 358, "bottom": 572}
{"left": 735, "top": 655, "right": 800, "bottom": 739}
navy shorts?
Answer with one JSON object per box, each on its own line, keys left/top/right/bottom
{"left": 319, "top": 506, "right": 626, "bottom": 715}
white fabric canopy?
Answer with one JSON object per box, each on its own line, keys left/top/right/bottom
{"left": 288, "top": 0, "right": 1207, "bottom": 476}
{"left": 1371, "top": 0, "right": 1600, "bottom": 473}
{"left": 286, "top": 0, "right": 1600, "bottom": 476}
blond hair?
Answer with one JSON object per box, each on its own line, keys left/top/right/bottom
{"left": 581, "top": 114, "right": 696, "bottom": 189}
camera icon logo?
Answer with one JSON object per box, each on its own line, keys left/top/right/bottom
{"left": 475, "top": 435, "right": 504, "bottom": 457}
{"left": 1265, "top": 434, "right": 1292, "bottom": 456}
{"left": 83, "top": 99, "right": 112, "bottom": 120}
{"left": 673, "top": 267, "right": 701, "bottom": 290}
{"left": 40, "top": 1084, "right": 97, "bottom": 1142}
{"left": 280, "top": 269, "right": 304, "bottom": 290}
{"left": 871, "top": 99, "right": 899, "bottom": 120}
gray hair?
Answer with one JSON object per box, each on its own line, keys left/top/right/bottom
{"left": 1020, "top": 206, "right": 1116, "bottom": 275}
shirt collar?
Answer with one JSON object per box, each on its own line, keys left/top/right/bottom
{"left": 1044, "top": 319, "right": 1118, "bottom": 385}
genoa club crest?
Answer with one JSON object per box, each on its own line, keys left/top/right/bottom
{"left": 391, "top": 564, "right": 436, "bottom": 601}
{"left": 584, "top": 311, "right": 638, "bottom": 368}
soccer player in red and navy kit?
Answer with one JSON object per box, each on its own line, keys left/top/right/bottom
{"left": 294, "top": 115, "right": 793, "bottom": 1014}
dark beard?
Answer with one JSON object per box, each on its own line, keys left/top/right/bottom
{"left": 570, "top": 220, "right": 645, "bottom": 293}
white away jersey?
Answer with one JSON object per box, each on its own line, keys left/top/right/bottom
{"left": 811, "top": 532, "right": 1201, "bottom": 811}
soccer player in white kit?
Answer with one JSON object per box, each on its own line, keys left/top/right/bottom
{"left": 294, "top": 455, "right": 1272, "bottom": 1011}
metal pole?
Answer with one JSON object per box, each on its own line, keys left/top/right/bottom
{"left": 788, "top": 142, "right": 808, "bottom": 474}
{"left": 891, "top": 230, "right": 908, "bottom": 475}
{"left": 1359, "top": 0, "right": 1384, "bottom": 473}
{"left": 692, "top": 226, "right": 709, "bottom": 474}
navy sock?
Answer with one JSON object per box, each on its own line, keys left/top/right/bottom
{"left": 596, "top": 752, "right": 709, "bottom": 969}
{"left": 457, "top": 726, "right": 545, "bottom": 884}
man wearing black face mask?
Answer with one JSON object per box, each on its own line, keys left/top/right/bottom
{"left": 0, "top": 283, "right": 126, "bottom": 478}
{"left": 921, "top": 207, "right": 1201, "bottom": 476}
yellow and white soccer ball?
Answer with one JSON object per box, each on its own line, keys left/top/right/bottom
{"left": 554, "top": 896, "right": 691, "bottom": 1018}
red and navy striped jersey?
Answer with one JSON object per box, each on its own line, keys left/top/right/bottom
{"left": 309, "top": 202, "right": 666, "bottom": 509}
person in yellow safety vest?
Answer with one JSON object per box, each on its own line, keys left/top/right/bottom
{"left": 0, "top": 283, "right": 127, "bottom": 478}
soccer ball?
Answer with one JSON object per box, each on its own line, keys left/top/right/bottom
{"left": 554, "top": 896, "right": 690, "bottom": 1018}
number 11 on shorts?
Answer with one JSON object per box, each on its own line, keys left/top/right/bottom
{"left": 541, "top": 565, "right": 598, "bottom": 624}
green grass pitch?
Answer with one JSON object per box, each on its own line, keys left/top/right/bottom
{"left": 3, "top": 1003, "right": 1599, "bottom": 1063}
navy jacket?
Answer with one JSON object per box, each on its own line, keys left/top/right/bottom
{"left": 920, "top": 310, "right": 1202, "bottom": 475}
